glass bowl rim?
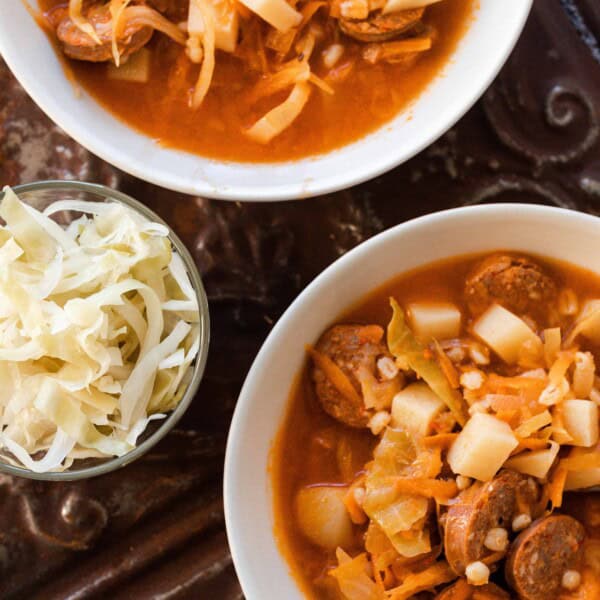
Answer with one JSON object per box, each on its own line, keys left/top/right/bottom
{"left": 0, "top": 180, "right": 210, "bottom": 481}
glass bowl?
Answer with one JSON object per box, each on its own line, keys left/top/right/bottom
{"left": 0, "top": 181, "right": 210, "bottom": 481}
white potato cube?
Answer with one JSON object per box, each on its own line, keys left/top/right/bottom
{"left": 574, "top": 300, "right": 600, "bottom": 344}
{"left": 565, "top": 467, "right": 600, "bottom": 490}
{"left": 407, "top": 302, "right": 461, "bottom": 341}
{"left": 391, "top": 382, "right": 446, "bottom": 436}
{"left": 447, "top": 413, "right": 518, "bottom": 481}
{"left": 238, "top": 0, "right": 301, "bottom": 32}
{"left": 189, "top": 0, "right": 240, "bottom": 53}
{"left": 504, "top": 441, "right": 559, "bottom": 479}
{"left": 107, "top": 48, "right": 150, "bottom": 82}
{"left": 472, "top": 304, "right": 542, "bottom": 364}
{"left": 562, "top": 399, "right": 599, "bottom": 447}
{"left": 295, "top": 486, "right": 354, "bottom": 550}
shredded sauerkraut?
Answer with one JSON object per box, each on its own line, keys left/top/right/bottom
{"left": 0, "top": 187, "right": 200, "bottom": 473}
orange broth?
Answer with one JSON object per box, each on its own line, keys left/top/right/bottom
{"left": 271, "top": 253, "right": 600, "bottom": 599}
{"left": 39, "top": 0, "right": 475, "bottom": 162}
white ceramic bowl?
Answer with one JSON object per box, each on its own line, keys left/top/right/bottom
{"left": 224, "top": 203, "right": 600, "bottom": 598}
{"left": 0, "top": 2, "right": 531, "bottom": 201}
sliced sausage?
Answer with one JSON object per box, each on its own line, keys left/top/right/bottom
{"left": 436, "top": 579, "right": 510, "bottom": 600}
{"left": 444, "top": 470, "right": 539, "bottom": 575}
{"left": 505, "top": 514, "right": 585, "bottom": 600}
{"left": 339, "top": 8, "right": 424, "bottom": 43}
{"left": 311, "top": 324, "right": 389, "bottom": 428}
{"left": 464, "top": 254, "right": 557, "bottom": 319}
{"left": 56, "top": 4, "right": 153, "bottom": 62}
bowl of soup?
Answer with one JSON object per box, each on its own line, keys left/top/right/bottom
{"left": 224, "top": 204, "right": 600, "bottom": 598}
{"left": 0, "top": 1, "right": 531, "bottom": 200}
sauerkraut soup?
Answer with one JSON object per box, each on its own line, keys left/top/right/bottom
{"left": 272, "top": 252, "right": 600, "bottom": 600}
{"left": 36, "top": 0, "right": 474, "bottom": 162}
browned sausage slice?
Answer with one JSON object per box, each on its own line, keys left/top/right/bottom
{"left": 435, "top": 579, "right": 510, "bottom": 600}
{"left": 444, "top": 470, "right": 539, "bottom": 575}
{"left": 505, "top": 514, "right": 585, "bottom": 600}
{"left": 56, "top": 4, "right": 153, "bottom": 62}
{"left": 464, "top": 254, "right": 557, "bottom": 318}
{"left": 311, "top": 324, "right": 389, "bottom": 428}
{"left": 339, "top": 8, "right": 424, "bottom": 43}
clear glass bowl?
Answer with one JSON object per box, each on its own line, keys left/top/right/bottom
{"left": 0, "top": 181, "right": 210, "bottom": 481}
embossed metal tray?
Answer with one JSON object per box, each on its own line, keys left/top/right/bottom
{"left": 0, "top": 1, "right": 598, "bottom": 597}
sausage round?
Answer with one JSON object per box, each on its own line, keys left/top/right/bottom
{"left": 339, "top": 8, "right": 424, "bottom": 43}
{"left": 464, "top": 254, "right": 557, "bottom": 319}
{"left": 505, "top": 514, "right": 585, "bottom": 600}
{"left": 311, "top": 324, "right": 388, "bottom": 428}
{"left": 56, "top": 4, "right": 153, "bottom": 63}
{"left": 435, "top": 580, "right": 510, "bottom": 600}
{"left": 444, "top": 470, "right": 539, "bottom": 575}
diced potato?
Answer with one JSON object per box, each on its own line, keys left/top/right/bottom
{"left": 447, "top": 413, "right": 518, "bottom": 481}
{"left": 107, "top": 48, "right": 150, "bottom": 83}
{"left": 188, "top": 0, "right": 240, "bottom": 53}
{"left": 238, "top": 0, "right": 301, "bottom": 33}
{"left": 391, "top": 382, "right": 446, "bottom": 436}
{"left": 565, "top": 468, "right": 600, "bottom": 490}
{"left": 407, "top": 302, "right": 461, "bottom": 341}
{"left": 295, "top": 486, "right": 354, "bottom": 549}
{"left": 562, "top": 399, "right": 599, "bottom": 447}
{"left": 575, "top": 300, "right": 600, "bottom": 345}
{"left": 505, "top": 441, "right": 559, "bottom": 479}
{"left": 472, "top": 304, "right": 542, "bottom": 364}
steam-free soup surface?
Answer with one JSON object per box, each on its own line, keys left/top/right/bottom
{"left": 40, "top": 0, "right": 474, "bottom": 162}
{"left": 272, "top": 253, "right": 600, "bottom": 599}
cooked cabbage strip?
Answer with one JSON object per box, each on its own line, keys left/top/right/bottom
{"left": 245, "top": 82, "right": 311, "bottom": 143}
{"left": 387, "top": 298, "right": 469, "bottom": 425}
{"left": 69, "top": 0, "right": 102, "bottom": 44}
{"left": 190, "top": 0, "right": 217, "bottom": 108}
{"left": 238, "top": 0, "right": 303, "bottom": 33}
{"left": 121, "top": 5, "right": 187, "bottom": 45}
{"left": 109, "top": 0, "right": 132, "bottom": 66}
{"left": 0, "top": 187, "right": 200, "bottom": 472}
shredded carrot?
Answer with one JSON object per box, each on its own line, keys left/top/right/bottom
{"left": 378, "top": 37, "right": 432, "bottom": 58}
{"left": 548, "top": 350, "right": 575, "bottom": 386}
{"left": 481, "top": 551, "right": 505, "bottom": 566}
{"left": 434, "top": 340, "right": 460, "bottom": 389}
{"left": 547, "top": 463, "right": 568, "bottom": 508}
{"left": 515, "top": 484, "right": 537, "bottom": 517}
{"left": 494, "top": 409, "right": 520, "bottom": 427}
{"left": 487, "top": 394, "right": 525, "bottom": 412}
{"left": 511, "top": 437, "right": 549, "bottom": 456}
{"left": 422, "top": 433, "right": 458, "bottom": 450}
{"left": 393, "top": 478, "right": 458, "bottom": 500}
{"left": 448, "top": 578, "right": 472, "bottom": 600}
{"left": 307, "top": 346, "right": 363, "bottom": 405}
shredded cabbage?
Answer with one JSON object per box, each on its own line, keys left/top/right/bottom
{"left": 388, "top": 298, "right": 469, "bottom": 425}
{"left": 0, "top": 187, "right": 200, "bottom": 472}
{"left": 362, "top": 428, "right": 435, "bottom": 557}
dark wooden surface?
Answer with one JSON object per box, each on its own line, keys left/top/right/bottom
{"left": 1, "top": 1, "right": 600, "bottom": 597}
